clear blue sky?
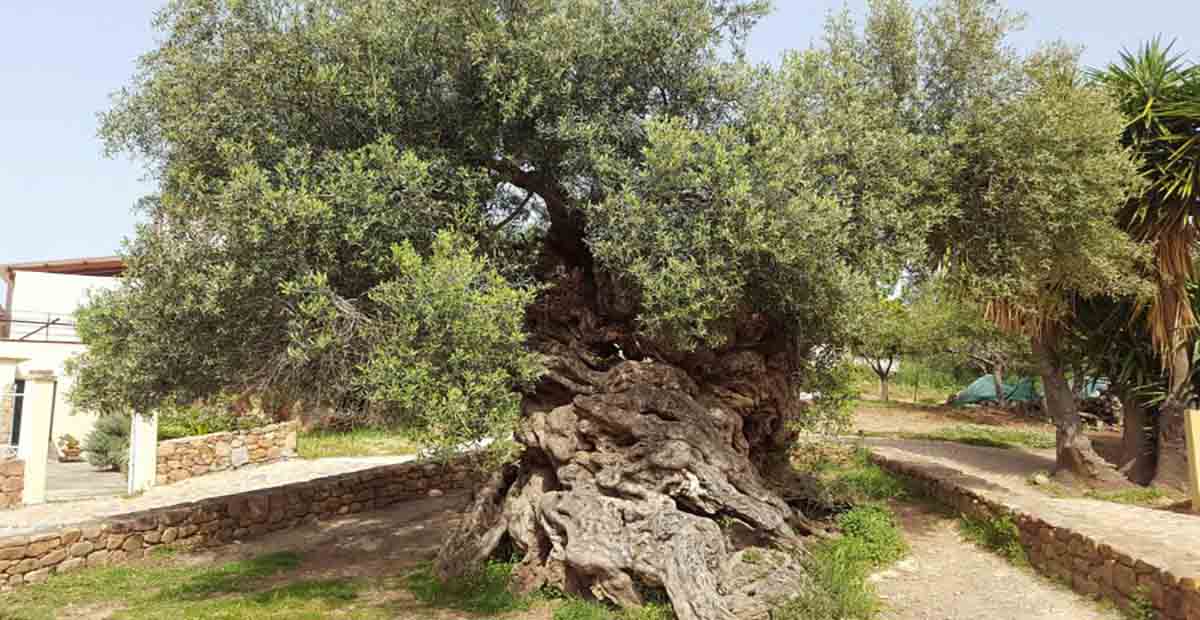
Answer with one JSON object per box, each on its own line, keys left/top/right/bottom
{"left": 2, "top": 1, "right": 1197, "bottom": 265}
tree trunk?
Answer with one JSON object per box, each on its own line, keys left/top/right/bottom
{"left": 1153, "top": 331, "right": 1192, "bottom": 490}
{"left": 1115, "top": 384, "right": 1155, "bottom": 485}
{"left": 1032, "top": 331, "right": 1127, "bottom": 486}
{"left": 434, "top": 266, "right": 813, "bottom": 620}
{"left": 991, "top": 364, "right": 1007, "bottom": 408}
{"left": 879, "top": 375, "right": 890, "bottom": 402}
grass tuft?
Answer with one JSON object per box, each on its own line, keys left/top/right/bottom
{"left": 957, "top": 514, "right": 1028, "bottom": 566}
{"left": 406, "top": 561, "right": 528, "bottom": 615}
{"left": 553, "top": 599, "right": 674, "bottom": 620}
{"left": 818, "top": 447, "right": 909, "bottom": 505}
{"left": 771, "top": 505, "right": 907, "bottom": 620}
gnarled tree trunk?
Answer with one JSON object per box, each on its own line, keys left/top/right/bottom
{"left": 434, "top": 266, "right": 814, "bottom": 620}
{"left": 1032, "top": 330, "right": 1127, "bottom": 487}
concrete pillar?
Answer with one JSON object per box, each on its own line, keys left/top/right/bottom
{"left": 1186, "top": 409, "right": 1200, "bottom": 513}
{"left": 20, "top": 369, "right": 55, "bottom": 505}
{"left": 127, "top": 412, "right": 158, "bottom": 495}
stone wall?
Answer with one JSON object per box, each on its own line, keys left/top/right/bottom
{"left": 156, "top": 421, "right": 299, "bottom": 485}
{"left": 0, "top": 457, "right": 23, "bottom": 509}
{"left": 872, "top": 455, "right": 1200, "bottom": 620}
{"left": 0, "top": 454, "right": 486, "bottom": 589}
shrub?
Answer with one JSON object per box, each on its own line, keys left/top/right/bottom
{"left": 835, "top": 505, "right": 908, "bottom": 568}
{"left": 156, "top": 400, "right": 271, "bottom": 441}
{"left": 83, "top": 413, "right": 131, "bottom": 471}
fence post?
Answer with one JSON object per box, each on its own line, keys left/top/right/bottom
{"left": 127, "top": 412, "right": 158, "bottom": 495}
{"left": 20, "top": 369, "right": 55, "bottom": 505}
{"left": 1186, "top": 409, "right": 1200, "bottom": 513}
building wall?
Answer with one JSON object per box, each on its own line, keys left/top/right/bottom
{"left": 2, "top": 271, "right": 121, "bottom": 456}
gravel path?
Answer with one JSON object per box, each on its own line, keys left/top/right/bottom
{"left": 872, "top": 501, "right": 1120, "bottom": 620}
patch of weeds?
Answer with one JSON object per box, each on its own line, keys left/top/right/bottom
{"left": 406, "top": 561, "right": 529, "bottom": 615}
{"left": 742, "top": 548, "right": 765, "bottom": 565}
{"left": 771, "top": 505, "right": 907, "bottom": 620}
{"left": 904, "top": 425, "right": 1055, "bottom": 450}
{"left": 821, "top": 448, "right": 909, "bottom": 505}
{"left": 1086, "top": 487, "right": 1179, "bottom": 507}
{"left": 834, "top": 505, "right": 908, "bottom": 568}
{"left": 1126, "top": 588, "right": 1156, "bottom": 620}
{"left": 552, "top": 599, "right": 675, "bottom": 620}
{"left": 958, "top": 514, "right": 1028, "bottom": 566}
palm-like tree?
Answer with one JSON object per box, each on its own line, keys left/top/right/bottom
{"left": 1093, "top": 38, "right": 1200, "bottom": 487}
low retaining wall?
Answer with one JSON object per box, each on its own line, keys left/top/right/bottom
{"left": 156, "top": 421, "right": 299, "bottom": 485}
{"left": 872, "top": 454, "right": 1200, "bottom": 620}
{"left": 0, "top": 458, "right": 22, "bottom": 509}
{"left": 0, "top": 454, "right": 486, "bottom": 589}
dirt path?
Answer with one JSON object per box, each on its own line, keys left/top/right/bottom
{"left": 872, "top": 502, "right": 1119, "bottom": 620}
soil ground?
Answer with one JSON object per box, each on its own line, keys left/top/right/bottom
{"left": 873, "top": 500, "right": 1119, "bottom": 620}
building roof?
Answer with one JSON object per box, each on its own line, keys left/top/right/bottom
{"left": 1, "top": 256, "right": 125, "bottom": 279}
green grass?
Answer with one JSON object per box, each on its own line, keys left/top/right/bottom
{"left": 1085, "top": 487, "right": 1181, "bottom": 507}
{"left": 553, "top": 599, "right": 675, "bottom": 620}
{"left": 957, "top": 514, "right": 1028, "bottom": 566}
{"left": 296, "top": 428, "right": 418, "bottom": 459}
{"left": 901, "top": 425, "right": 1056, "bottom": 450}
{"left": 812, "top": 447, "right": 910, "bottom": 506}
{"left": 771, "top": 505, "right": 908, "bottom": 620}
{"left": 0, "top": 551, "right": 394, "bottom": 620}
{"left": 406, "top": 561, "right": 529, "bottom": 615}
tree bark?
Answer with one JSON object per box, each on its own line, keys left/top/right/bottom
{"left": 1032, "top": 330, "right": 1127, "bottom": 486}
{"left": 991, "top": 364, "right": 1007, "bottom": 408}
{"left": 1151, "top": 269, "right": 1193, "bottom": 490}
{"left": 879, "top": 375, "right": 890, "bottom": 402}
{"left": 434, "top": 265, "right": 813, "bottom": 620}
{"left": 1114, "top": 384, "right": 1156, "bottom": 485}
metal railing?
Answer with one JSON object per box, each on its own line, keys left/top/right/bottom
{"left": 0, "top": 311, "right": 81, "bottom": 344}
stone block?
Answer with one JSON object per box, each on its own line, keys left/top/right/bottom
{"left": 69, "top": 542, "right": 94, "bottom": 558}
{"left": 57, "top": 557, "right": 85, "bottom": 574}
{"left": 1115, "top": 563, "right": 1138, "bottom": 597}
{"left": 23, "top": 568, "right": 50, "bottom": 584}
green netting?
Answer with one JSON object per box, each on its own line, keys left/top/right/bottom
{"left": 953, "top": 375, "right": 1040, "bottom": 405}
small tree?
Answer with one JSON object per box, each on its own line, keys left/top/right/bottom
{"left": 851, "top": 297, "right": 911, "bottom": 402}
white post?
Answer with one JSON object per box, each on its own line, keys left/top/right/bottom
{"left": 20, "top": 369, "right": 55, "bottom": 505}
{"left": 1186, "top": 409, "right": 1200, "bottom": 513}
{"left": 127, "top": 412, "right": 158, "bottom": 495}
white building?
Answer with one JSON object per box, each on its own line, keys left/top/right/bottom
{"left": 0, "top": 256, "right": 124, "bottom": 459}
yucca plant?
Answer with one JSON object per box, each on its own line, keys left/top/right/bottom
{"left": 1092, "top": 38, "right": 1200, "bottom": 487}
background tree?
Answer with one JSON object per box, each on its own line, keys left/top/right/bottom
{"left": 851, "top": 296, "right": 912, "bottom": 402}
{"left": 908, "top": 280, "right": 1035, "bottom": 408}
{"left": 1093, "top": 40, "right": 1200, "bottom": 488}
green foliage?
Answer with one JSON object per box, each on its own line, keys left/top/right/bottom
{"left": 83, "top": 414, "right": 130, "bottom": 472}
{"left": 406, "top": 561, "right": 528, "bottom": 615}
{"left": 904, "top": 425, "right": 1056, "bottom": 450}
{"left": 771, "top": 505, "right": 907, "bottom": 620}
{"left": 349, "top": 231, "right": 544, "bottom": 454}
{"left": 850, "top": 298, "right": 912, "bottom": 391}
{"left": 1085, "top": 487, "right": 1180, "bottom": 507}
{"left": 958, "top": 514, "right": 1028, "bottom": 565}
{"left": 156, "top": 399, "right": 270, "bottom": 441}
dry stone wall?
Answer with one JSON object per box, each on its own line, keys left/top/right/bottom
{"left": 0, "top": 454, "right": 486, "bottom": 589}
{"left": 872, "top": 454, "right": 1200, "bottom": 620}
{"left": 156, "top": 421, "right": 299, "bottom": 485}
{"left": 0, "top": 457, "right": 22, "bottom": 510}
{"left": 0, "top": 391, "right": 14, "bottom": 446}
